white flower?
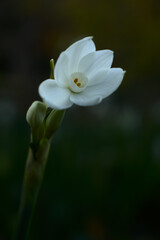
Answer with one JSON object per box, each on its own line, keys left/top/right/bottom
{"left": 39, "top": 37, "right": 125, "bottom": 110}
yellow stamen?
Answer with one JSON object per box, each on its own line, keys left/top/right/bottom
{"left": 74, "top": 78, "right": 78, "bottom": 83}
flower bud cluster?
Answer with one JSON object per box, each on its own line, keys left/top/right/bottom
{"left": 26, "top": 101, "right": 65, "bottom": 146}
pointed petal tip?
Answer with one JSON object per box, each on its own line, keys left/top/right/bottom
{"left": 120, "top": 69, "right": 126, "bottom": 78}
{"left": 80, "top": 36, "right": 94, "bottom": 42}
{"left": 84, "top": 36, "right": 94, "bottom": 39}
{"left": 116, "top": 68, "right": 126, "bottom": 75}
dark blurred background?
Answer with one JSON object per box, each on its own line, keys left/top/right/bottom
{"left": 0, "top": 0, "right": 160, "bottom": 239}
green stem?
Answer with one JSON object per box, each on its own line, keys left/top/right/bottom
{"left": 50, "top": 59, "right": 54, "bottom": 79}
{"left": 14, "top": 138, "right": 50, "bottom": 240}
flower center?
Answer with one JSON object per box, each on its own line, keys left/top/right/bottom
{"left": 74, "top": 78, "right": 81, "bottom": 87}
{"left": 69, "top": 72, "right": 88, "bottom": 93}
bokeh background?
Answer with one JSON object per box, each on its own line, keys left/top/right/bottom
{"left": 1, "top": 0, "right": 160, "bottom": 239}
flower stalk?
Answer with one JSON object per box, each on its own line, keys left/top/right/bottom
{"left": 14, "top": 100, "right": 65, "bottom": 240}
{"left": 14, "top": 138, "right": 50, "bottom": 240}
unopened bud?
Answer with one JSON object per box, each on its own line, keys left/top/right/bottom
{"left": 45, "top": 109, "right": 65, "bottom": 139}
{"left": 26, "top": 101, "right": 47, "bottom": 143}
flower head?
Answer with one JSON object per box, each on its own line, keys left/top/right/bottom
{"left": 39, "top": 37, "right": 125, "bottom": 110}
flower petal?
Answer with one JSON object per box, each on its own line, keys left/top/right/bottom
{"left": 64, "top": 37, "right": 96, "bottom": 74}
{"left": 84, "top": 68, "right": 125, "bottom": 99}
{"left": 78, "top": 50, "right": 113, "bottom": 79}
{"left": 87, "top": 68, "right": 110, "bottom": 86}
{"left": 39, "top": 79, "right": 73, "bottom": 110}
{"left": 54, "top": 52, "right": 69, "bottom": 87}
{"left": 70, "top": 92, "right": 102, "bottom": 106}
